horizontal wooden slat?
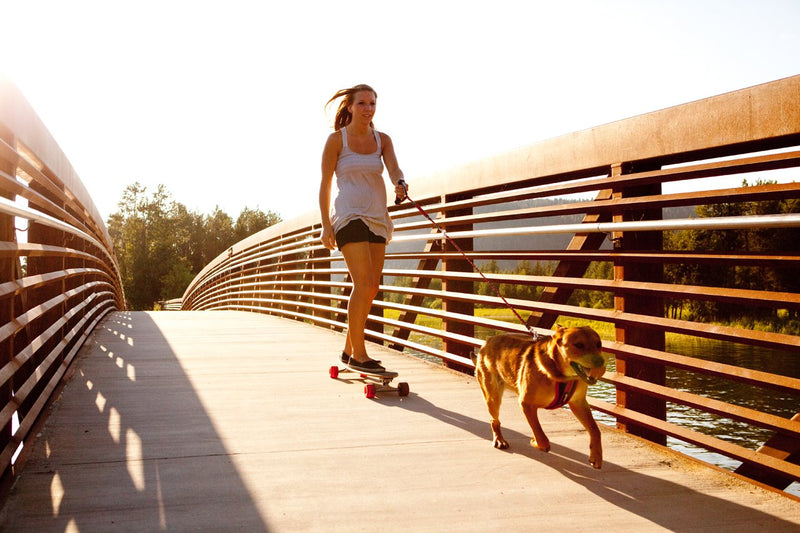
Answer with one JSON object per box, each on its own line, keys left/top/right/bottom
{"left": 0, "top": 168, "right": 94, "bottom": 237}
{"left": 604, "top": 372, "right": 800, "bottom": 435}
{"left": 589, "top": 398, "right": 800, "bottom": 483}
{"left": 0, "top": 268, "right": 108, "bottom": 300}
{"left": 0, "top": 196, "right": 120, "bottom": 279}
{"left": 0, "top": 282, "right": 113, "bottom": 343}
{"left": 384, "top": 251, "right": 800, "bottom": 266}
{"left": 602, "top": 341, "right": 800, "bottom": 396}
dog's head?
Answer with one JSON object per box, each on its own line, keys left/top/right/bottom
{"left": 552, "top": 325, "right": 606, "bottom": 385}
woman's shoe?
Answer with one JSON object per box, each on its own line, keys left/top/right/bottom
{"left": 340, "top": 352, "right": 379, "bottom": 365}
{"left": 347, "top": 358, "right": 390, "bottom": 375}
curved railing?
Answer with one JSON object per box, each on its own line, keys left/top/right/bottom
{"left": 181, "top": 76, "right": 800, "bottom": 491}
{"left": 0, "top": 80, "right": 124, "bottom": 480}
{"left": 159, "top": 298, "right": 183, "bottom": 311}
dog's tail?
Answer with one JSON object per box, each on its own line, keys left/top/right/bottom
{"left": 471, "top": 340, "right": 488, "bottom": 364}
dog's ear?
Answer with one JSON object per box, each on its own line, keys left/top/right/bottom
{"left": 553, "top": 325, "right": 565, "bottom": 343}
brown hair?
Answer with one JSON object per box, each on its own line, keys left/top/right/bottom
{"left": 326, "top": 84, "right": 377, "bottom": 131}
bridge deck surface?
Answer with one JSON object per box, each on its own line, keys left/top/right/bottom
{"left": 1, "top": 311, "right": 798, "bottom": 532}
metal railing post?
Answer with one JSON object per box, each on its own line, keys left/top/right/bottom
{"left": 612, "top": 161, "right": 667, "bottom": 445}
{"left": 441, "top": 194, "right": 474, "bottom": 372}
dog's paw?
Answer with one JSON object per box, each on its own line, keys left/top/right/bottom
{"left": 493, "top": 437, "right": 510, "bottom": 450}
{"left": 589, "top": 442, "right": 602, "bottom": 468}
{"left": 531, "top": 438, "right": 551, "bottom": 453}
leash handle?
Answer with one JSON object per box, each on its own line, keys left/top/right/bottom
{"left": 394, "top": 180, "right": 408, "bottom": 205}
{"left": 398, "top": 183, "right": 537, "bottom": 339}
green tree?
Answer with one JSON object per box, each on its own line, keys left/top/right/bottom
{"left": 663, "top": 178, "right": 800, "bottom": 326}
{"left": 171, "top": 203, "right": 206, "bottom": 274}
{"left": 108, "top": 183, "right": 157, "bottom": 310}
{"left": 235, "top": 207, "right": 282, "bottom": 242}
{"left": 108, "top": 183, "right": 282, "bottom": 310}
{"left": 161, "top": 260, "right": 195, "bottom": 300}
{"left": 570, "top": 261, "right": 613, "bottom": 309}
{"left": 203, "top": 207, "right": 236, "bottom": 263}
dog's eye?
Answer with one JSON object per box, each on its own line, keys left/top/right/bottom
{"left": 596, "top": 342, "right": 602, "bottom": 349}
{"left": 575, "top": 342, "right": 585, "bottom": 350}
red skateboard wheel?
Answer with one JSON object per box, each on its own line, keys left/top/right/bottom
{"left": 398, "top": 382, "right": 410, "bottom": 396}
{"left": 365, "top": 384, "right": 376, "bottom": 399}
{"left": 329, "top": 366, "right": 339, "bottom": 379}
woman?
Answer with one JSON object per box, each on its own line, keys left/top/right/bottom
{"left": 319, "top": 84, "right": 407, "bottom": 375}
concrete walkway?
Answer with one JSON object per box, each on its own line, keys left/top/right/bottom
{"left": 1, "top": 311, "right": 798, "bottom": 532}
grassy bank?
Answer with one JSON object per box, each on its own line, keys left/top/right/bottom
{"left": 382, "top": 308, "right": 616, "bottom": 340}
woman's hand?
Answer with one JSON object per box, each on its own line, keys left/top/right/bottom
{"left": 394, "top": 180, "right": 408, "bottom": 203}
{"left": 320, "top": 225, "right": 336, "bottom": 250}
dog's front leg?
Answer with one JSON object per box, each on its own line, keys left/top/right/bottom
{"left": 520, "top": 402, "right": 550, "bottom": 452}
{"left": 569, "top": 400, "right": 602, "bottom": 469}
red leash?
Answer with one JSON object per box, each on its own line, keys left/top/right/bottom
{"left": 395, "top": 181, "right": 539, "bottom": 339}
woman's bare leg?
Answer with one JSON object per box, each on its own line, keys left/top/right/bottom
{"left": 341, "top": 241, "right": 386, "bottom": 361}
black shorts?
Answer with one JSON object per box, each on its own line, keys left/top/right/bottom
{"left": 335, "top": 218, "right": 386, "bottom": 249}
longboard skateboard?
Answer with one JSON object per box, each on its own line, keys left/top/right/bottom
{"left": 329, "top": 364, "right": 410, "bottom": 398}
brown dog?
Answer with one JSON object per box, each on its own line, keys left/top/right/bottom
{"left": 474, "top": 326, "right": 607, "bottom": 468}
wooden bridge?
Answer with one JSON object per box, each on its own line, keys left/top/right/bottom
{"left": 1, "top": 76, "right": 799, "bottom": 530}
{"left": 1, "top": 310, "right": 798, "bottom": 531}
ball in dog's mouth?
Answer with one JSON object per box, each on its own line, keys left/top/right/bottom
{"left": 571, "top": 361, "right": 605, "bottom": 385}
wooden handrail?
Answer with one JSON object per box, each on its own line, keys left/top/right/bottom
{"left": 0, "top": 79, "right": 124, "bottom": 484}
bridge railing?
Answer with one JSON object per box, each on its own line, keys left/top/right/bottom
{"left": 181, "top": 76, "right": 800, "bottom": 492}
{"left": 0, "top": 80, "right": 124, "bottom": 481}
{"left": 158, "top": 298, "right": 183, "bottom": 311}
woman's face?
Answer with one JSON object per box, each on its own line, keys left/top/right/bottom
{"left": 348, "top": 90, "right": 376, "bottom": 125}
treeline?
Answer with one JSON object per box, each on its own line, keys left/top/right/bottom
{"left": 107, "top": 182, "right": 281, "bottom": 310}
{"left": 663, "top": 180, "right": 799, "bottom": 330}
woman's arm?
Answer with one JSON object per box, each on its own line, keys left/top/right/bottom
{"left": 380, "top": 132, "right": 408, "bottom": 200}
{"left": 319, "top": 131, "right": 341, "bottom": 250}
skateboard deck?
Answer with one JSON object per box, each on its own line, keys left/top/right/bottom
{"left": 329, "top": 364, "right": 410, "bottom": 398}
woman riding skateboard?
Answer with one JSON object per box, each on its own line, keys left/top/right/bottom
{"left": 318, "top": 83, "right": 407, "bottom": 375}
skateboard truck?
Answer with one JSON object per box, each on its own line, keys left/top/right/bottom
{"left": 329, "top": 365, "right": 410, "bottom": 398}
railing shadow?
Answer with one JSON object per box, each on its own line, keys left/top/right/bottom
{"left": 0, "top": 312, "right": 269, "bottom": 531}
{"left": 378, "top": 392, "right": 800, "bottom": 531}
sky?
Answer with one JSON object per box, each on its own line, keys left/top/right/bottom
{"left": 2, "top": 0, "right": 799, "bottom": 225}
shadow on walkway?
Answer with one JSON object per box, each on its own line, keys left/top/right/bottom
{"left": 380, "top": 391, "right": 800, "bottom": 531}
{"left": 0, "top": 312, "right": 269, "bottom": 532}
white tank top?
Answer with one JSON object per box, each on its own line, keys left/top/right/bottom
{"left": 330, "top": 128, "right": 394, "bottom": 241}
